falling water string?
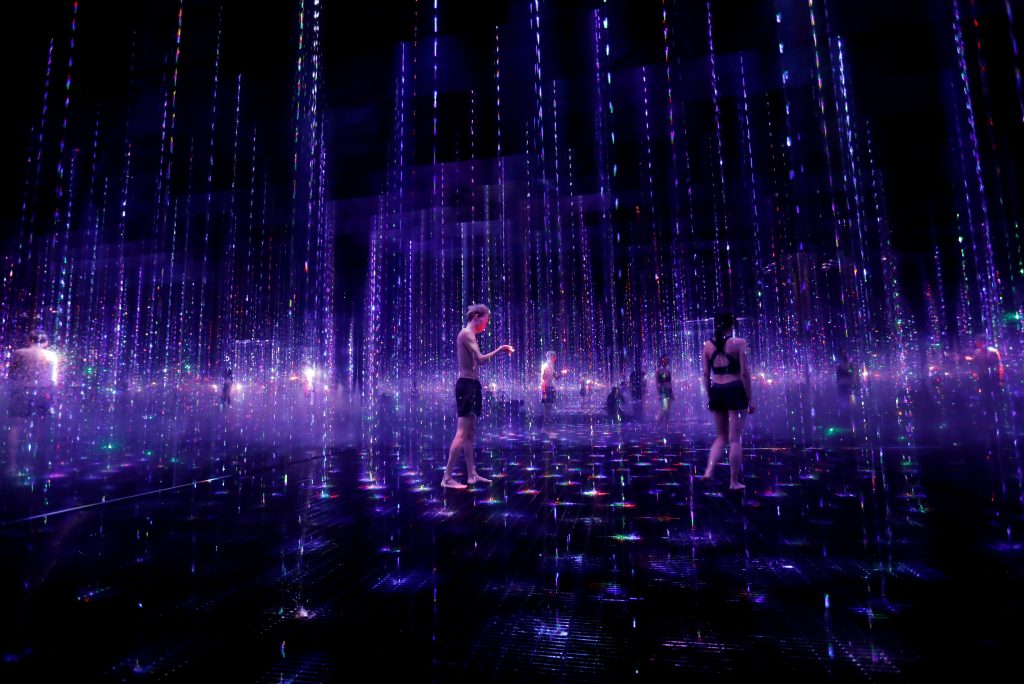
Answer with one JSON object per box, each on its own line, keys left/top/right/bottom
{"left": 243, "top": 127, "right": 258, "bottom": 354}
{"left": 806, "top": 0, "right": 848, "bottom": 365}
{"left": 163, "top": 0, "right": 185, "bottom": 380}
{"left": 79, "top": 110, "right": 102, "bottom": 363}
{"left": 529, "top": 0, "right": 553, "bottom": 357}
{"left": 25, "top": 38, "right": 56, "bottom": 260}
{"left": 640, "top": 65, "right": 664, "bottom": 365}
{"left": 705, "top": 0, "right": 731, "bottom": 306}
{"left": 660, "top": 0, "right": 687, "bottom": 369}
{"left": 143, "top": 54, "right": 172, "bottom": 377}
{"left": 112, "top": 121, "right": 132, "bottom": 383}
{"left": 594, "top": 2, "right": 619, "bottom": 379}
{"left": 1002, "top": 0, "right": 1024, "bottom": 351}
{"left": 868, "top": 129, "right": 915, "bottom": 446}
{"left": 288, "top": 0, "right": 308, "bottom": 376}
{"left": 179, "top": 140, "right": 196, "bottom": 372}
{"left": 398, "top": 41, "right": 412, "bottom": 391}
{"left": 495, "top": 23, "right": 515, "bottom": 389}
{"left": 830, "top": 36, "right": 869, "bottom": 357}
{"left": 966, "top": 0, "right": 1017, "bottom": 321}
{"left": 551, "top": 77, "right": 569, "bottom": 361}
{"left": 434, "top": 0, "right": 447, "bottom": 386}
{"left": 305, "top": 0, "right": 324, "bottom": 378}
{"left": 224, "top": 75, "right": 242, "bottom": 370}
{"left": 772, "top": 2, "right": 807, "bottom": 445}
{"left": 952, "top": 0, "right": 1001, "bottom": 340}
{"left": 197, "top": 9, "right": 222, "bottom": 374}
{"left": 87, "top": 173, "right": 106, "bottom": 376}
{"left": 677, "top": 93, "right": 704, "bottom": 381}
{"left": 49, "top": 1, "right": 78, "bottom": 344}
{"left": 738, "top": 55, "right": 768, "bottom": 379}
{"left": 56, "top": 148, "right": 77, "bottom": 366}
{"left": 567, "top": 148, "right": 598, "bottom": 379}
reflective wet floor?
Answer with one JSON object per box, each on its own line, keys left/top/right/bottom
{"left": 1, "top": 417, "right": 1022, "bottom": 681}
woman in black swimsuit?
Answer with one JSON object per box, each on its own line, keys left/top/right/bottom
{"left": 700, "top": 311, "right": 754, "bottom": 490}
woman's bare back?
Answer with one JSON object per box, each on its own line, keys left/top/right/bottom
{"left": 704, "top": 336, "right": 746, "bottom": 384}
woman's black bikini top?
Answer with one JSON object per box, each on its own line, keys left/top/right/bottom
{"left": 708, "top": 337, "right": 741, "bottom": 375}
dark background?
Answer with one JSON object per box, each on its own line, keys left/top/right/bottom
{"left": 1, "top": 0, "right": 1021, "bottom": 329}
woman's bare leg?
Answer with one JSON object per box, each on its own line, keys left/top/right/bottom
{"left": 702, "top": 411, "right": 730, "bottom": 479}
{"left": 728, "top": 410, "right": 747, "bottom": 490}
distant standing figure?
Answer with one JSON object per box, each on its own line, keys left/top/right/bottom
{"left": 7, "top": 331, "right": 58, "bottom": 475}
{"left": 655, "top": 356, "right": 673, "bottom": 432}
{"left": 540, "top": 351, "right": 557, "bottom": 429}
{"left": 630, "top": 368, "right": 646, "bottom": 418}
{"left": 221, "top": 367, "right": 234, "bottom": 406}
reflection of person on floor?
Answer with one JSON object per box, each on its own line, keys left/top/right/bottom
{"left": 540, "top": 351, "right": 557, "bottom": 429}
{"left": 221, "top": 367, "right": 233, "bottom": 406}
{"left": 441, "top": 304, "right": 514, "bottom": 490}
{"left": 7, "top": 331, "right": 58, "bottom": 476}
{"left": 655, "top": 356, "right": 673, "bottom": 432}
{"left": 700, "top": 311, "right": 754, "bottom": 490}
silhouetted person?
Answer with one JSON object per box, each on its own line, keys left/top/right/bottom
{"left": 971, "top": 334, "right": 1005, "bottom": 436}
{"left": 221, "top": 367, "right": 233, "bottom": 406}
{"left": 836, "top": 350, "right": 855, "bottom": 398}
{"left": 972, "top": 333, "right": 1004, "bottom": 396}
{"left": 835, "top": 350, "right": 857, "bottom": 428}
{"left": 655, "top": 356, "right": 673, "bottom": 432}
{"left": 540, "top": 351, "right": 557, "bottom": 429}
{"left": 7, "top": 331, "right": 58, "bottom": 476}
{"left": 630, "top": 368, "right": 646, "bottom": 418}
{"left": 606, "top": 384, "right": 624, "bottom": 422}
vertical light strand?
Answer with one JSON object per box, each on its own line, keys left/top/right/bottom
{"left": 952, "top": 0, "right": 1000, "bottom": 342}
{"left": 50, "top": 1, "right": 79, "bottom": 344}
{"left": 705, "top": 0, "right": 731, "bottom": 305}
{"left": 198, "top": 9, "right": 221, "bottom": 374}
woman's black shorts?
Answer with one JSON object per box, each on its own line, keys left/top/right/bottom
{"left": 708, "top": 380, "right": 748, "bottom": 412}
{"left": 455, "top": 378, "right": 483, "bottom": 418}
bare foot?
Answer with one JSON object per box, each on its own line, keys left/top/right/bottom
{"left": 729, "top": 483, "right": 746, "bottom": 491}
{"left": 467, "top": 473, "right": 492, "bottom": 484}
{"left": 441, "top": 478, "right": 468, "bottom": 490}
